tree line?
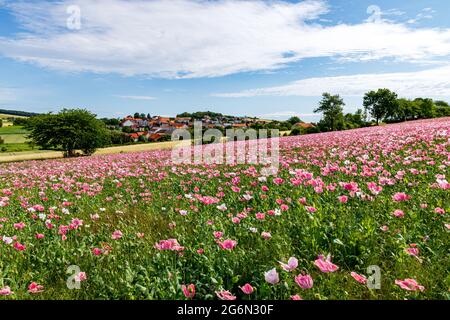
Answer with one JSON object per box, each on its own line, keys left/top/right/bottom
{"left": 299, "top": 89, "right": 449, "bottom": 134}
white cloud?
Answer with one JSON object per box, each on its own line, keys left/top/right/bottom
{"left": 212, "top": 65, "right": 450, "bottom": 97}
{"left": 0, "top": 0, "right": 449, "bottom": 78}
{"left": 114, "top": 95, "right": 156, "bottom": 100}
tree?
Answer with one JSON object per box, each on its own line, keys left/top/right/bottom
{"left": 0, "top": 119, "right": 2, "bottom": 128}
{"left": 147, "top": 113, "right": 152, "bottom": 119}
{"left": 133, "top": 112, "right": 140, "bottom": 119}
{"left": 434, "top": 100, "right": 449, "bottom": 108}
{"left": 363, "top": 89, "right": 398, "bottom": 124}
{"left": 314, "top": 93, "right": 345, "bottom": 131}
{"left": 414, "top": 98, "right": 435, "bottom": 119}
{"left": 434, "top": 100, "right": 450, "bottom": 117}
{"left": 287, "top": 116, "right": 301, "bottom": 125}
{"left": 25, "top": 108, "right": 110, "bottom": 157}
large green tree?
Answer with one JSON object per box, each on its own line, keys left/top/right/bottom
{"left": 26, "top": 108, "right": 110, "bottom": 156}
{"left": 363, "top": 88, "right": 398, "bottom": 124}
{"left": 314, "top": 93, "right": 345, "bottom": 131}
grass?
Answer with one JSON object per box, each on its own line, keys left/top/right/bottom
{"left": 0, "top": 125, "right": 29, "bottom": 144}
{"left": 0, "top": 143, "right": 36, "bottom": 153}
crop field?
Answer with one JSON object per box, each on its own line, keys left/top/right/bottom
{"left": 0, "top": 126, "right": 28, "bottom": 144}
{"left": 0, "top": 118, "right": 448, "bottom": 300}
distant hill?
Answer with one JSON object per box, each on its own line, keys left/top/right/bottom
{"left": 0, "top": 109, "right": 40, "bottom": 118}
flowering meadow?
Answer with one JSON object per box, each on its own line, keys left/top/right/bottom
{"left": 0, "top": 118, "right": 449, "bottom": 300}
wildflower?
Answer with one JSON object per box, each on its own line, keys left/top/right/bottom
{"left": 392, "top": 192, "right": 410, "bottom": 202}
{"left": 111, "top": 230, "right": 123, "bottom": 240}
{"left": 217, "top": 239, "right": 237, "bottom": 250}
{"left": 154, "top": 239, "right": 184, "bottom": 251}
{"left": 279, "top": 257, "right": 298, "bottom": 272}
{"left": 314, "top": 255, "right": 339, "bottom": 273}
{"left": 290, "top": 295, "right": 303, "bottom": 300}
{"left": 264, "top": 268, "right": 279, "bottom": 285}
{"left": 75, "top": 272, "right": 87, "bottom": 282}
{"left": 13, "top": 222, "right": 26, "bottom": 230}
{"left": 215, "top": 290, "right": 236, "bottom": 300}
{"left": 217, "top": 204, "right": 227, "bottom": 211}
{"left": 395, "top": 279, "right": 425, "bottom": 291}
{"left": 0, "top": 286, "right": 13, "bottom": 295}
{"left": 350, "top": 272, "right": 367, "bottom": 284}
{"left": 182, "top": 284, "right": 195, "bottom": 299}
{"left": 239, "top": 283, "right": 254, "bottom": 295}
{"left": 261, "top": 232, "right": 271, "bottom": 240}
{"left": 2, "top": 236, "right": 13, "bottom": 245}
{"left": 13, "top": 242, "right": 26, "bottom": 251}
{"left": 393, "top": 209, "right": 405, "bottom": 218}
{"left": 213, "top": 231, "right": 223, "bottom": 239}
{"left": 295, "top": 274, "right": 313, "bottom": 289}
{"left": 92, "top": 248, "right": 103, "bottom": 256}
{"left": 28, "top": 282, "right": 44, "bottom": 294}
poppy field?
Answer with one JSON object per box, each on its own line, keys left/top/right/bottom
{"left": 0, "top": 118, "right": 449, "bottom": 300}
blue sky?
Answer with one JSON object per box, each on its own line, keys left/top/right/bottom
{"left": 0, "top": 0, "right": 449, "bottom": 121}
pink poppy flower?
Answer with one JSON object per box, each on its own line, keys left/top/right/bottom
{"left": 255, "top": 212, "right": 265, "bottom": 220}
{"left": 28, "top": 282, "right": 44, "bottom": 294}
{"left": 13, "top": 222, "right": 26, "bottom": 230}
{"left": 392, "top": 209, "right": 405, "bottom": 218}
{"left": 405, "top": 247, "right": 419, "bottom": 257}
{"left": 338, "top": 195, "right": 348, "bottom": 203}
{"left": 111, "top": 230, "right": 123, "bottom": 240}
{"left": 305, "top": 206, "right": 317, "bottom": 213}
{"left": 295, "top": 274, "right": 313, "bottom": 289}
{"left": 261, "top": 232, "right": 271, "bottom": 240}
{"left": 215, "top": 290, "right": 236, "bottom": 300}
{"left": 392, "top": 192, "right": 411, "bottom": 202}
{"left": 92, "top": 248, "right": 103, "bottom": 256}
{"left": 350, "top": 272, "right": 367, "bottom": 284}
{"left": 217, "top": 239, "right": 237, "bottom": 250}
{"left": 314, "top": 255, "right": 339, "bottom": 273}
{"left": 154, "top": 239, "right": 184, "bottom": 251}
{"left": 434, "top": 207, "right": 445, "bottom": 214}
{"left": 290, "top": 295, "right": 303, "bottom": 300}
{"left": 279, "top": 257, "right": 298, "bottom": 272}
{"left": 264, "top": 268, "right": 279, "bottom": 285}
{"left": 13, "top": 242, "right": 26, "bottom": 251}
{"left": 0, "top": 286, "right": 14, "bottom": 295}
{"left": 239, "top": 283, "right": 254, "bottom": 295}
{"left": 75, "top": 272, "right": 87, "bottom": 282}
{"left": 395, "top": 279, "right": 425, "bottom": 291}
{"left": 182, "top": 284, "right": 195, "bottom": 299}
{"left": 213, "top": 231, "right": 223, "bottom": 239}
{"left": 35, "top": 233, "right": 45, "bottom": 239}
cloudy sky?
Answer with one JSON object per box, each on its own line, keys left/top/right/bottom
{"left": 0, "top": 0, "right": 449, "bottom": 120}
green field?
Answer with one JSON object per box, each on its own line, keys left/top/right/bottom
{"left": 0, "top": 125, "right": 29, "bottom": 147}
